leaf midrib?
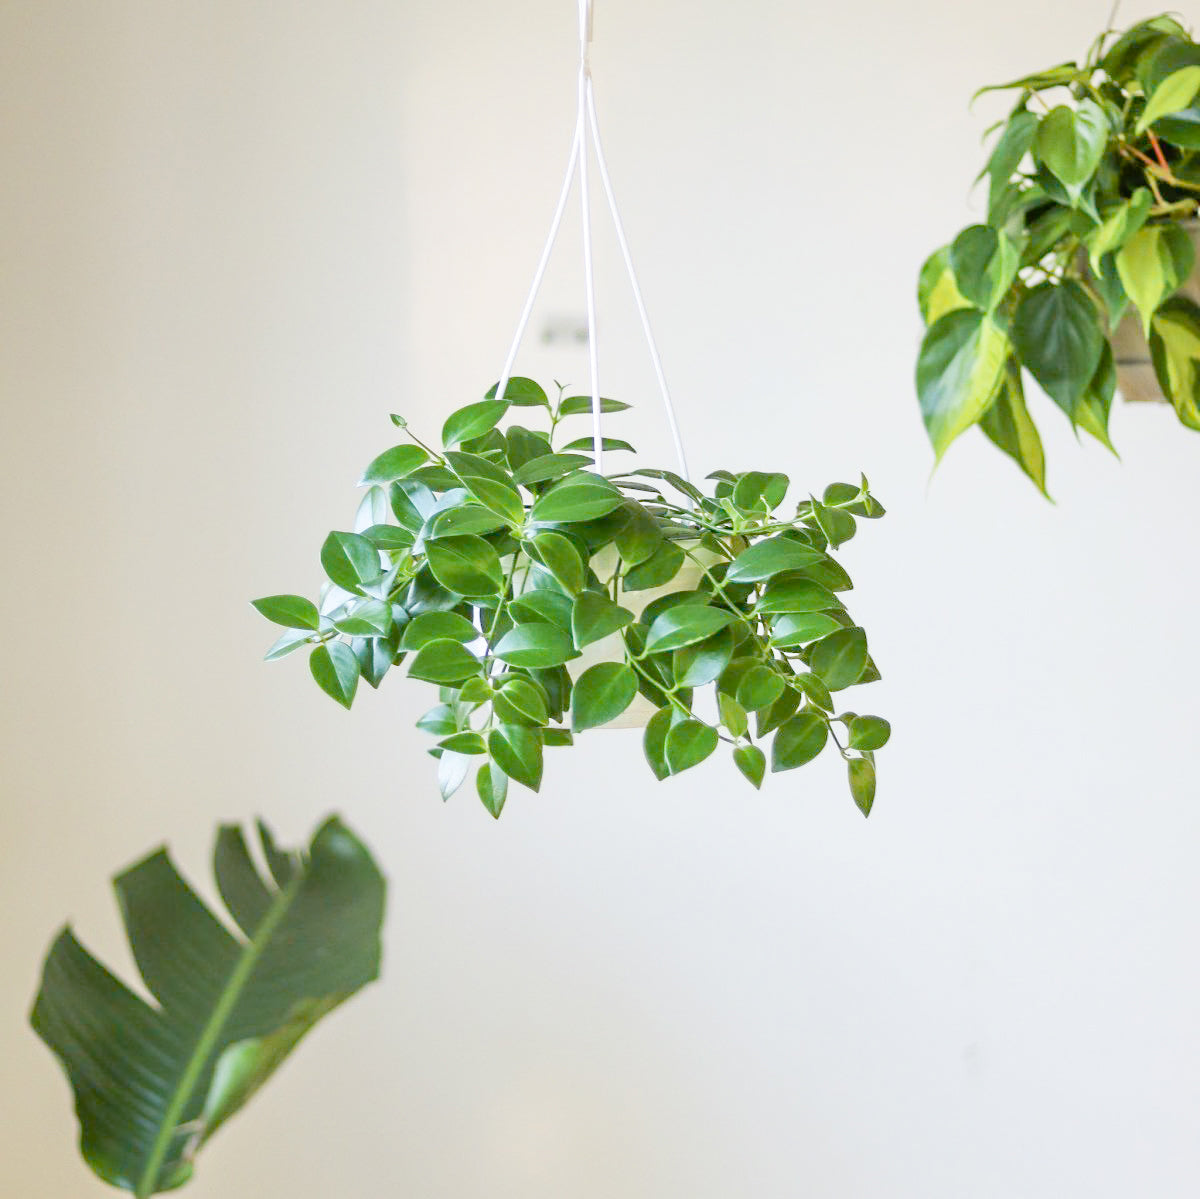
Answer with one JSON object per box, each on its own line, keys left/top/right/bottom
{"left": 134, "top": 871, "right": 302, "bottom": 1198}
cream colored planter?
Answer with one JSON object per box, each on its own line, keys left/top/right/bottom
{"left": 1108, "top": 220, "right": 1200, "bottom": 403}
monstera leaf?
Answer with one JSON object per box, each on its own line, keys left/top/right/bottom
{"left": 31, "top": 816, "right": 386, "bottom": 1196}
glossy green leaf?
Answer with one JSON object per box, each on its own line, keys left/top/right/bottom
{"left": 511, "top": 453, "right": 593, "bottom": 485}
{"left": 476, "top": 763, "right": 509, "bottom": 818}
{"left": 1012, "top": 280, "right": 1104, "bottom": 413}
{"left": 673, "top": 626, "right": 734, "bottom": 688}
{"left": 973, "top": 62, "right": 1084, "bottom": 99}
{"left": 949, "top": 224, "right": 1019, "bottom": 312}
{"left": 437, "top": 749, "right": 472, "bottom": 800}
{"left": 756, "top": 686, "right": 801, "bottom": 739}
{"left": 251, "top": 595, "right": 320, "bottom": 631}
{"left": 487, "top": 724, "right": 543, "bottom": 791}
{"left": 1034, "top": 101, "right": 1107, "bottom": 194}
{"left": 622, "top": 542, "right": 685, "bottom": 590}
{"left": 1150, "top": 296, "right": 1200, "bottom": 429}
{"left": 794, "top": 672, "right": 834, "bottom": 712}
{"left": 916, "top": 309, "right": 1010, "bottom": 461}
{"left": 725, "top": 536, "right": 823, "bottom": 584}
{"left": 332, "top": 599, "right": 392, "bottom": 637}
{"left": 1075, "top": 343, "right": 1119, "bottom": 451}
{"left": 718, "top": 693, "right": 749, "bottom": 739}
{"left": 493, "top": 623, "right": 574, "bottom": 668}
{"left": 1156, "top": 102, "right": 1200, "bottom": 148}
{"left": 1137, "top": 65, "right": 1200, "bottom": 132}
{"left": 769, "top": 612, "right": 843, "bottom": 647}
{"left": 400, "top": 611, "right": 479, "bottom": 651}
{"left": 359, "top": 444, "right": 428, "bottom": 485}
{"left": 571, "top": 591, "right": 635, "bottom": 649}
{"left": 485, "top": 377, "right": 548, "bottom": 407}
{"left": 424, "top": 535, "right": 503, "bottom": 597}
{"left": 441, "top": 400, "right": 509, "bottom": 448}
{"left": 407, "top": 638, "right": 480, "bottom": 684}
{"left": 529, "top": 532, "right": 586, "bottom": 595}
{"left": 493, "top": 678, "right": 550, "bottom": 727}
{"left": 572, "top": 662, "right": 637, "bottom": 731}
{"left": 917, "top": 246, "right": 970, "bottom": 326}
{"left": 560, "top": 436, "right": 637, "bottom": 454}
{"left": 264, "top": 628, "right": 311, "bottom": 661}
{"left": 643, "top": 707, "right": 673, "bottom": 781}
{"left": 32, "top": 818, "right": 384, "bottom": 1196}
{"left": 438, "top": 732, "right": 487, "bottom": 756}
{"left": 309, "top": 642, "right": 359, "bottom": 708}
{"left": 458, "top": 477, "right": 524, "bottom": 526}
{"left": 529, "top": 473, "right": 624, "bottom": 523}
{"left": 457, "top": 675, "right": 492, "bottom": 704}
{"left": 771, "top": 712, "right": 828, "bottom": 772}
{"left": 665, "top": 719, "right": 718, "bottom": 774}
{"left": 508, "top": 588, "right": 573, "bottom": 630}
{"left": 756, "top": 578, "right": 838, "bottom": 615}
{"left": 848, "top": 715, "right": 891, "bottom": 751}
{"left": 979, "top": 360, "right": 1049, "bottom": 496}
{"left": 613, "top": 504, "right": 665, "bottom": 566}
{"left": 848, "top": 757, "right": 876, "bottom": 816}
{"left": 558, "top": 395, "right": 631, "bottom": 416}
{"left": 1085, "top": 188, "right": 1152, "bottom": 273}
{"left": 736, "top": 664, "right": 785, "bottom": 712}
{"left": 320, "top": 531, "right": 381, "bottom": 593}
{"left": 809, "top": 627, "right": 868, "bottom": 691}
{"left": 981, "top": 109, "right": 1038, "bottom": 213}
{"left": 644, "top": 606, "right": 737, "bottom": 654}
{"left": 416, "top": 704, "right": 458, "bottom": 736}
{"left": 1116, "top": 224, "right": 1196, "bottom": 335}
{"left": 733, "top": 744, "right": 766, "bottom": 789}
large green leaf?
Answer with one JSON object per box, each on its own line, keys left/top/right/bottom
{"left": 949, "top": 225, "right": 1019, "bottom": 312}
{"left": 1034, "top": 101, "right": 1108, "bottom": 198}
{"left": 572, "top": 662, "right": 637, "bottom": 731}
{"left": 1149, "top": 296, "right": 1200, "bottom": 429}
{"left": 1011, "top": 280, "right": 1104, "bottom": 414}
{"left": 979, "top": 360, "right": 1049, "bottom": 496}
{"left": 424, "top": 535, "right": 503, "bottom": 597}
{"left": 529, "top": 473, "right": 624, "bottom": 523}
{"left": 1116, "top": 225, "right": 1196, "bottom": 336}
{"left": 31, "top": 818, "right": 385, "bottom": 1197}
{"left": 916, "top": 309, "right": 1010, "bottom": 460}
{"left": 916, "top": 246, "right": 970, "bottom": 326}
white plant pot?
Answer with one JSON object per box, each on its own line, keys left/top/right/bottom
{"left": 1107, "top": 220, "right": 1200, "bottom": 404}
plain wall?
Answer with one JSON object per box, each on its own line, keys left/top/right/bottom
{"left": 3, "top": 2, "right": 1200, "bottom": 1196}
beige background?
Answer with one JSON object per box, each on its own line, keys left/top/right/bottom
{"left": 4, "top": 2, "right": 1200, "bottom": 1195}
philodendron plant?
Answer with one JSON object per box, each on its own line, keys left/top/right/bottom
{"left": 254, "top": 380, "right": 889, "bottom": 818}
{"left": 917, "top": 13, "right": 1200, "bottom": 494}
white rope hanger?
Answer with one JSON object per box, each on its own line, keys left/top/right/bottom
{"left": 492, "top": 0, "right": 692, "bottom": 483}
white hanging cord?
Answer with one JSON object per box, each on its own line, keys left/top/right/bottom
{"left": 585, "top": 76, "right": 691, "bottom": 482}
{"left": 493, "top": 113, "right": 582, "bottom": 411}
{"left": 576, "top": 0, "right": 604, "bottom": 471}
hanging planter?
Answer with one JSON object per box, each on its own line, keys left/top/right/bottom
{"left": 254, "top": 1, "right": 889, "bottom": 817}
{"left": 915, "top": 13, "right": 1200, "bottom": 496}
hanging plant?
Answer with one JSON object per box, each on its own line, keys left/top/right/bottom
{"left": 253, "top": 382, "right": 888, "bottom": 817}
{"left": 916, "top": 13, "right": 1200, "bottom": 494}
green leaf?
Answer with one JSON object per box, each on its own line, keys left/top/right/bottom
{"left": 794, "top": 672, "right": 834, "bottom": 712}
{"left": 251, "top": 595, "right": 320, "bottom": 631}
{"left": 530, "top": 473, "right": 624, "bottom": 523}
{"left": 558, "top": 394, "right": 631, "bottom": 416}
{"left": 725, "top": 536, "right": 823, "bottom": 584}
{"left": 511, "top": 453, "right": 594, "bottom": 485}
{"left": 529, "top": 532, "right": 586, "bottom": 595}
{"left": 809, "top": 627, "right": 868, "bottom": 691}
{"left": 320, "top": 531, "right": 381, "bottom": 593}
{"left": 416, "top": 704, "right": 458, "bottom": 736}
{"left": 572, "top": 591, "right": 634, "bottom": 649}
{"left": 848, "top": 715, "right": 891, "bottom": 751}
{"left": 1075, "top": 343, "right": 1119, "bottom": 451}
{"left": 979, "top": 360, "right": 1049, "bottom": 497}
{"left": 756, "top": 687, "right": 801, "bottom": 739}
{"left": 476, "top": 763, "right": 509, "bottom": 818}
{"left": 437, "top": 749, "right": 472, "bottom": 800}
{"left": 916, "top": 309, "right": 1010, "bottom": 461}
{"left": 438, "top": 732, "right": 487, "bottom": 755}
{"left": 613, "top": 504, "right": 665, "bottom": 566}
{"left": 848, "top": 757, "right": 876, "bottom": 816}
{"left": 485, "top": 377, "right": 548, "bottom": 406}
{"left": 1085, "top": 189, "right": 1153, "bottom": 274}
{"left": 361, "top": 523, "right": 414, "bottom": 551}
{"left": 1116, "top": 225, "right": 1196, "bottom": 336}
{"left": 771, "top": 712, "right": 828, "bottom": 772}
{"left": 458, "top": 476, "right": 524, "bottom": 527}
{"left": 493, "top": 678, "right": 550, "bottom": 726}
{"left": 718, "top": 693, "right": 749, "bottom": 739}
{"left": 493, "top": 623, "right": 574, "bottom": 668}
{"left": 572, "top": 662, "right": 637, "bottom": 731}
{"left": 949, "top": 224, "right": 1019, "bottom": 312}
{"left": 407, "top": 638, "right": 481, "bottom": 684}
{"left": 424, "top": 534, "right": 503, "bottom": 597}
{"left": 1011, "top": 280, "right": 1104, "bottom": 414}
{"left": 487, "top": 724, "right": 544, "bottom": 791}
{"left": 1137, "top": 65, "right": 1200, "bottom": 133}
{"left": 622, "top": 542, "right": 685, "bottom": 590}
{"left": 457, "top": 675, "right": 492, "bottom": 704}
{"left": 981, "top": 109, "right": 1038, "bottom": 215}
{"left": 732, "top": 744, "right": 766, "bottom": 789}
{"left": 1156, "top": 103, "right": 1200, "bottom": 149}
{"left": 769, "top": 612, "right": 843, "bottom": 647}
{"left": 809, "top": 500, "right": 856, "bottom": 549}
{"left": 400, "top": 611, "right": 479, "bottom": 651}
{"left": 1034, "top": 101, "right": 1107, "bottom": 195}
{"left": 673, "top": 627, "right": 734, "bottom": 688}
{"left": 917, "top": 245, "right": 971, "bottom": 326}
{"left": 756, "top": 578, "right": 838, "bottom": 614}
{"left": 644, "top": 606, "right": 737, "bottom": 654}
{"left": 441, "top": 400, "right": 509, "bottom": 448}
{"left": 427, "top": 504, "right": 506, "bottom": 539}
{"left": 508, "top": 588, "right": 573, "bottom": 630}
{"left": 309, "top": 643, "right": 359, "bottom": 708}
{"left": 32, "top": 818, "right": 384, "bottom": 1195}
{"left": 665, "top": 719, "right": 718, "bottom": 774}
{"left": 561, "top": 436, "right": 637, "bottom": 454}
{"left": 1150, "top": 296, "right": 1200, "bottom": 429}
{"left": 332, "top": 598, "right": 392, "bottom": 637}
{"left": 359, "top": 444, "right": 428, "bottom": 485}
{"left": 736, "top": 664, "right": 785, "bottom": 712}
{"left": 973, "top": 62, "right": 1084, "bottom": 99}
{"left": 643, "top": 707, "right": 673, "bottom": 781}
{"left": 264, "top": 628, "right": 312, "bottom": 661}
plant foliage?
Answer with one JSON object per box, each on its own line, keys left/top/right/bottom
{"left": 255, "top": 381, "right": 889, "bottom": 817}
{"left": 30, "top": 817, "right": 386, "bottom": 1196}
{"left": 916, "top": 13, "right": 1200, "bottom": 492}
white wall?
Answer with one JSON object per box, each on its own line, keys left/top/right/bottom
{"left": 3, "top": 2, "right": 1199, "bottom": 1196}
